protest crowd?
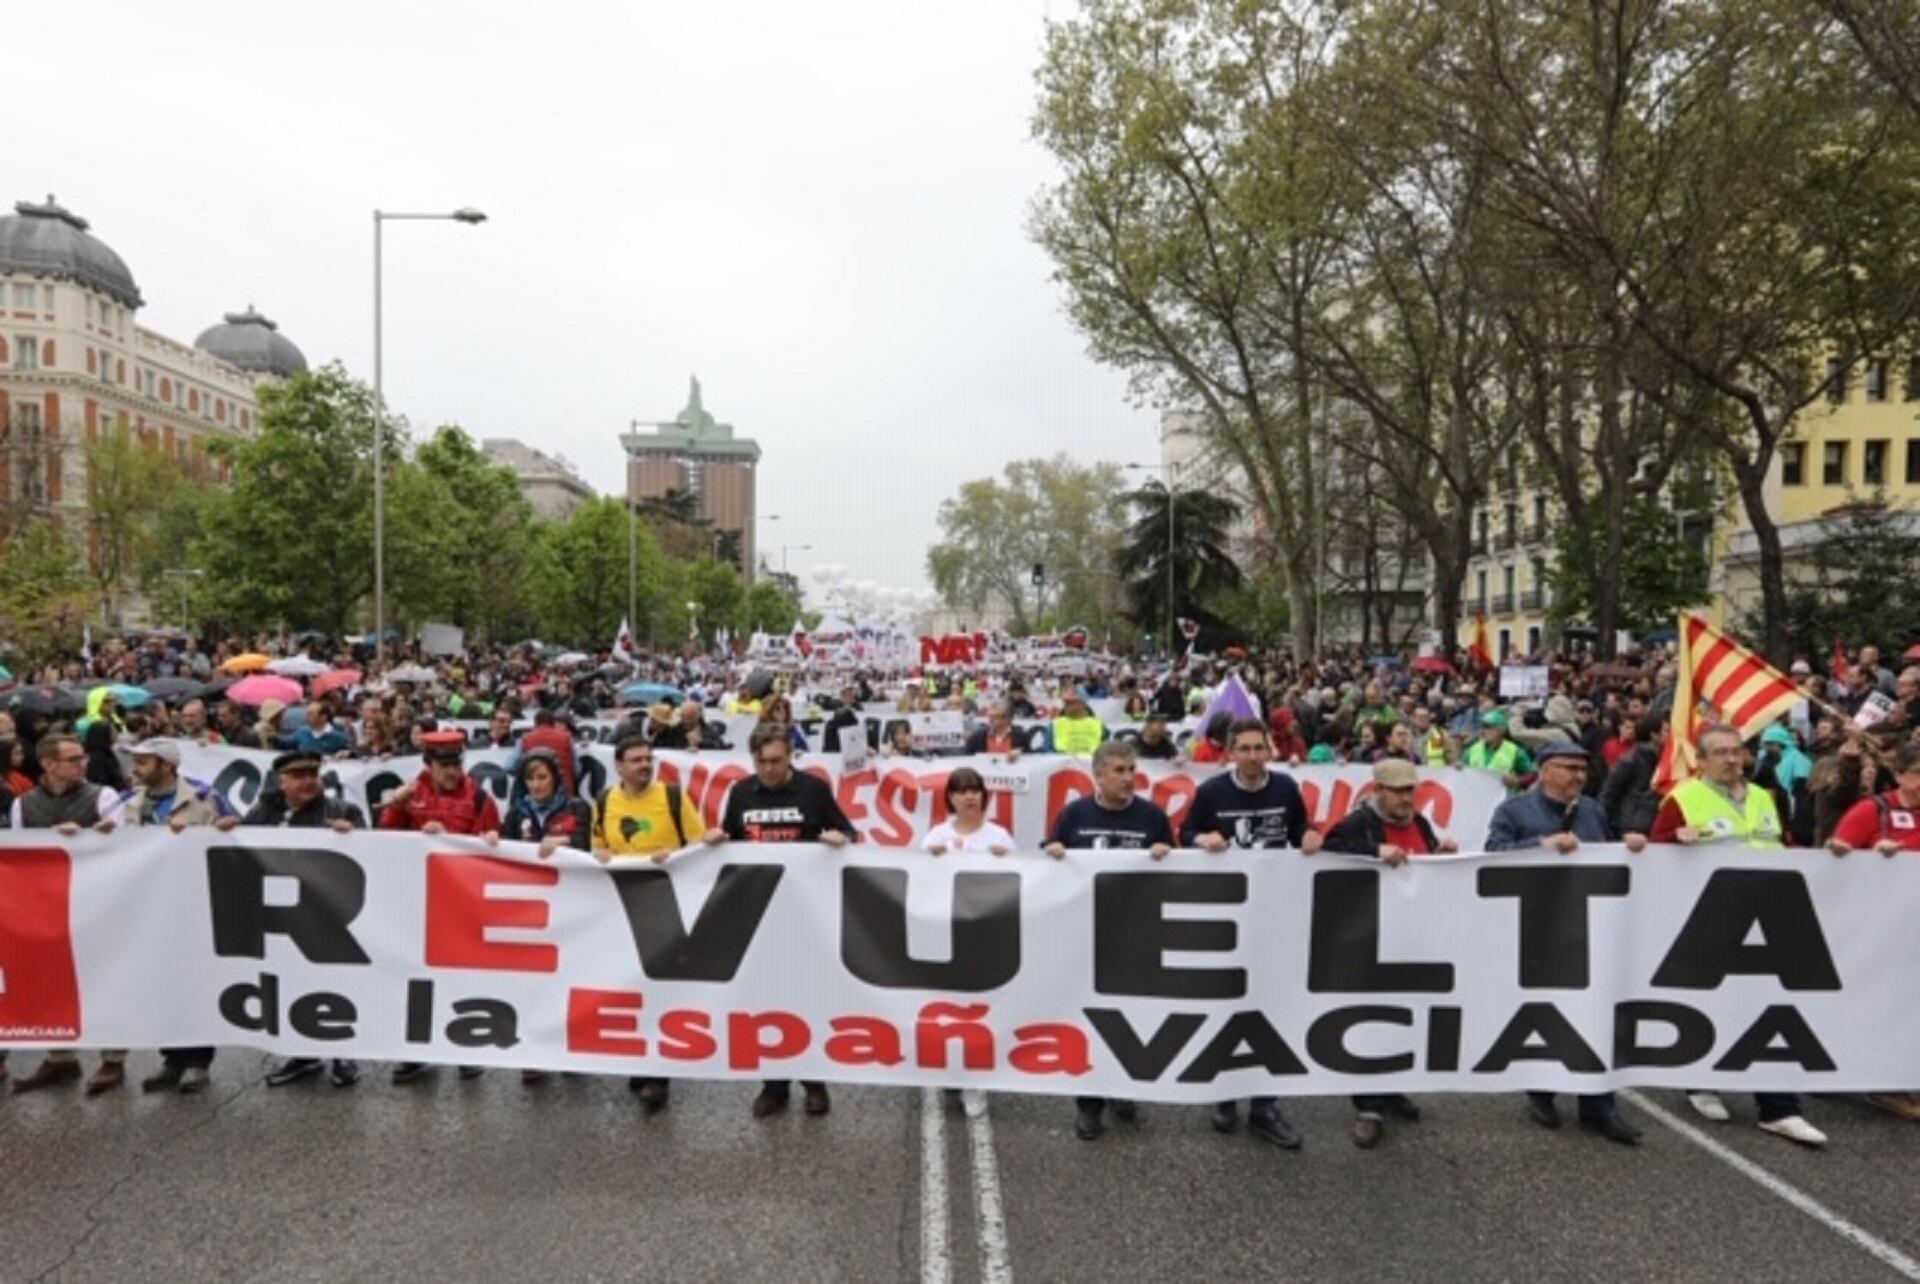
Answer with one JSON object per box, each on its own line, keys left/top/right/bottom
{"left": 2, "top": 617, "right": 1917, "bottom": 1154}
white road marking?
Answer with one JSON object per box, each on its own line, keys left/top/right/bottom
{"left": 921, "top": 1088, "right": 952, "bottom": 1284}
{"left": 1622, "top": 1090, "right": 1920, "bottom": 1281}
{"left": 963, "top": 1091, "right": 1014, "bottom": 1284}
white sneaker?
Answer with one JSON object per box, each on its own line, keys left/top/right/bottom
{"left": 1758, "top": 1115, "right": 1828, "bottom": 1147}
{"left": 1687, "top": 1091, "right": 1731, "bottom": 1122}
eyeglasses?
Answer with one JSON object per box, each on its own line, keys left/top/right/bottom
{"left": 754, "top": 755, "right": 789, "bottom": 767}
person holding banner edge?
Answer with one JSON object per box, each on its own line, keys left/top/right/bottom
{"left": 1045, "top": 738, "right": 1174, "bottom": 1141}
{"left": 705, "top": 722, "right": 857, "bottom": 1119}
{"left": 1179, "top": 718, "right": 1308, "bottom": 1151}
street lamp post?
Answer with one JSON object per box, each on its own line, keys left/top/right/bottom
{"left": 1127, "top": 462, "right": 1177, "bottom": 655}
{"left": 779, "top": 543, "right": 812, "bottom": 576}
{"left": 372, "top": 206, "right": 486, "bottom": 664}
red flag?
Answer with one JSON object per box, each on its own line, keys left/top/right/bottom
{"left": 1832, "top": 638, "right": 1849, "bottom": 684}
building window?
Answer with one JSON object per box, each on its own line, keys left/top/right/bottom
{"left": 1502, "top": 564, "right": 1516, "bottom": 598}
{"left": 1498, "top": 629, "right": 1512, "bottom": 661}
{"left": 1826, "top": 357, "right": 1847, "bottom": 403}
{"left": 1503, "top": 500, "right": 1519, "bottom": 539}
{"left": 1908, "top": 354, "right": 1920, "bottom": 402}
{"left": 1526, "top": 625, "right": 1542, "bottom": 654}
{"left": 15, "top": 336, "right": 37, "bottom": 369}
{"left": 1823, "top": 441, "right": 1848, "bottom": 486}
{"left": 1475, "top": 569, "right": 1487, "bottom": 601}
{"left": 12, "top": 283, "right": 32, "bottom": 308}
{"left": 1532, "top": 492, "right": 1547, "bottom": 527}
{"left": 41, "top": 285, "right": 53, "bottom": 311}
{"left": 1865, "top": 439, "right": 1888, "bottom": 487}
{"left": 1867, "top": 358, "right": 1889, "bottom": 402}
{"left": 1782, "top": 442, "right": 1805, "bottom": 486}
{"left": 1908, "top": 439, "right": 1920, "bottom": 486}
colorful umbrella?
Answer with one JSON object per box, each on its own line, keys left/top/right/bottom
{"left": 268, "top": 656, "right": 331, "bottom": 678}
{"left": 312, "top": 668, "right": 363, "bottom": 698}
{"left": 228, "top": 674, "right": 305, "bottom": 707}
{"left": 141, "top": 677, "right": 208, "bottom": 700}
{"left": 387, "top": 664, "right": 438, "bottom": 684}
{"left": 220, "top": 653, "right": 272, "bottom": 674}
{"left": 107, "top": 683, "right": 152, "bottom": 709}
{"left": 1411, "top": 656, "right": 1456, "bottom": 675}
{"left": 5, "top": 685, "right": 84, "bottom": 717}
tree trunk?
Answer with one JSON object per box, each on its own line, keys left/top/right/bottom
{"left": 1735, "top": 463, "right": 1791, "bottom": 663}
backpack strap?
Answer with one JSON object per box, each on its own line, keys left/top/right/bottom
{"left": 666, "top": 782, "right": 686, "bottom": 848}
{"left": 592, "top": 786, "right": 613, "bottom": 847}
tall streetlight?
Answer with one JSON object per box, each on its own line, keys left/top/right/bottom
{"left": 372, "top": 206, "right": 487, "bottom": 663}
{"left": 1126, "top": 461, "right": 1178, "bottom": 656}
{"left": 777, "top": 543, "right": 812, "bottom": 576}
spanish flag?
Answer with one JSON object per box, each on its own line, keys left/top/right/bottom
{"left": 1654, "top": 613, "right": 1801, "bottom": 791}
{"left": 1468, "top": 614, "right": 1495, "bottom": 671}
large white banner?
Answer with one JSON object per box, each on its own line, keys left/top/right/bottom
{"left": 172, "top": 743, "right": 1508, "bottom": 850}
{"left": 3, "top": 832, "right": 1915, "bottom": 1100}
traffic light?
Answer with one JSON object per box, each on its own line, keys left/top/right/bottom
{"left": 1031, "top": 563, "right": 1045, "bottom": 587}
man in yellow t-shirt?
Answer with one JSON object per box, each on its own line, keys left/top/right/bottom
{"left": 592, "top": 735, "right": 707, "bottom": 1114}
{"left": 595, "top": 735, "right": 707, "bottom": 860}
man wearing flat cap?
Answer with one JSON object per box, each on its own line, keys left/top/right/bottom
{"left": 215, "top": 749, "right": 366, "bottom": 1088}
{"left": 1486, "top": 741, "right": 1647, "bottom": 1144}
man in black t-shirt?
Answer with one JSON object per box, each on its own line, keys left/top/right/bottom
{"left": 708, "top": 724, "right": 856, "bottom": 1119}
{"left": 1179, "top": 719, "right": 1307, "bottom": 1151}
{"left": 1045, "top": 740, "right": 1172, "bottom": 1141}
{"left": 1132, "top": 713, "right": 1179, "bottom": 761}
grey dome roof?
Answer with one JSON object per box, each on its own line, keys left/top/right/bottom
{"left": 0, "top": 196, "right": 143, "bottom": 309}
{"left": 193, "top": 306, "right": 308, "bottom": 378}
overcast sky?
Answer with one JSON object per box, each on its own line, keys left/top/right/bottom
{"left": 9, "top": 0, "right": 1160, "bottom": 597}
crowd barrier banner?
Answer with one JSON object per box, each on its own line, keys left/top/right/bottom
{"left": 3, "top": 833, "right": 1915, "bottom": 1100}
{"left": 169, "top": 743, "right": 1507, "bottom": 850}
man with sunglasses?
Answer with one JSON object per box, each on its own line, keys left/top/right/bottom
{"left": 8, "top": 735, "right": 123, "bottom": 1094}
{"left": 705, "top": 723, "right": 857, "bottom": 1119}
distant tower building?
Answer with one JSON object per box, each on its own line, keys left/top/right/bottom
{"left": 622, "top": 377, "right": 761, "bottom": 578}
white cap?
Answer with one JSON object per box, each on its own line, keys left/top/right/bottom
{"left": 127, "top": 738, "right": 181, "bottom": 765}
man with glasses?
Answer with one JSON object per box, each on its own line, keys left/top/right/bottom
{"left": 705, "top": 723, "right": 857, "bottom": 1119}
{"left": 1487, "top": 743, "right": 1646, "bottom": 1145}
{"left": 8, "top": 735, "right": 124, "bottom": 1094}
{"left": 217, "top": 750, "right": 365, "bottom": 1087}
{"left": 1650, "top": 723, "right": 1824, "bottom": 1146}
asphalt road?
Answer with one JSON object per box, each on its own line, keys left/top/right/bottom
{"left": 2, "top": 1054, "right": 1916, "bottom": 1282}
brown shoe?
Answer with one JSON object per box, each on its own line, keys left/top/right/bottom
{"left": 85, "top": 1062, "right": 126, "bottom": 1095}
{"left": 751, "top": 1089, "right": 789, "bottom": 1119}
{"left": 1867, "top": 1092, "right": 1920, "bottom": 1122}
{"left": 803, "top": 1083, "right": 831, "bottom": 1117}
{"left": 13, "top": 1059, "right": 82, "bottom": 1093}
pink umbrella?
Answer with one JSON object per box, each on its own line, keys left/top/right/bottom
{"left": 228, "top": 674, "right": 305, "bottom": 708}
{"left": 312, "top": 668, "right": 363, "bottom": 698}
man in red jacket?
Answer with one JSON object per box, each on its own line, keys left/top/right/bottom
{"left": 380, "top": 729, "right": 502, "bottom": 1085}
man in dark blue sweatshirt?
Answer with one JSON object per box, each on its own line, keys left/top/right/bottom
{"left": 1046, "top": 739, "right": 1173, "bottom": 1141}
{"left": 1179, "top": 717, "right": 1307, "bottom": 1151}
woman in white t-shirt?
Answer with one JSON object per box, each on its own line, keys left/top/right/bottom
{"left": 924, "top": 767, "right": 1014, "bottom": 855}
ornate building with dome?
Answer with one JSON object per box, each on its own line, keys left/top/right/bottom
{"left": 0, "top": 194, "right": 306, "bottom": 560}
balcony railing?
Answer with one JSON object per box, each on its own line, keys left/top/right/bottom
{"left": 1461, "top": 596, "right": 1487, "bottom": 619}
{"left": 1471, "top": 535, "right": 1489, "bottom": 556}
{"left": 1492, "top": 532, "right": 1515, "bottom": 551}
{"left": 1520, "top": 588, "right": 1543, "bottom": 611}
{"left": 1490, "top": 593, "right": 1514, "bottom": 615}
{"left": 1524, "top": 524, "right": 1546, "bottom": 546}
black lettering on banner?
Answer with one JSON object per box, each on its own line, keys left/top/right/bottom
{"left": 1476, "top": 865, "right": 1631, "bottom": 988}
{"left": 1472, "top": 1001, "right": 1606, "bottom": 1073}
{"left": 219, "top": 972, "right": 280, "bottom": 1034}
{"left": 1177, "top": 1011, "right": 1309, "bottom": 1082}
{"left": 288, "top": 991, "right": 357, "bottom": 1041}
{"left": 1714, "top": 1005, "right": 1837, "bottom": 1072}
{"left": 212, "top": 760, "right": 265, "bottom": 814}
{"left": 1613, "top": 1000, "right": 1716, "bottom": 1068}
{"left": 207, "top": 846, "right": 370, "bottom": 965}
{"left": 468, "top": 761, "right": 514, "bottom": 806}
{"left": 1093, "top": 872, "right": 1246, "bottom": 999}
{"left": 1307, "top": 870, "right": 1452, "bottom": 994}
{"left": 1651, "top": 870, "right": 1841, "bottom": 991}
{"left": 446, "top": 999, "right": 520, "bottom": 1049}
{"left": 840, "top": 868, "right": 1021, "bottom": 992}
{"left": 1427, "top": 1006, "right": 1463, "bottom": 1071}
{"left": 361, "top": 769, "right": 405, "bottom": 815}
{"left": 1306, "top": 1006, "right": 1415, "bottom": 1074}
{"left": 407, "top": 978, "right": 433, "bottom": 1044}
{"left": 607, "top": 864, "right": 785, "bottom": 981}
{"left": 1084, "top": 1009, "right": 1205, "bottom": 1080}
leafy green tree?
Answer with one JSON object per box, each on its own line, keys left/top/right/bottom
{"left": 926, "top": 455, "right": 1126, "bottom": 634}
{"left": 659, "top": 556, "right": 747, "bottom": 644}
{"left": 528, "top": 496, "right": 667, "bottom": 646}
{"left": 388, "top": 426, "right": 535, "bottom": 638}
{"left": 1114, "top": 481, "right": 1242, "bottom": 644}
{"left": 84, "top": 418, "right": 183, "bottom": 626}
{"left": 191, "top": 364, "right": 391, "bottom": 636}
{"left": 1741, "top": 493, "right": 1920, "bottom": 658}
{"left": 1548, "top": 495, "right": 1710, "bottom": 634}
{"left": 0, "top": 519, "right": 95, "bottom": 669}
{"left": 741, "top": 579, "right": 802, "bottom": 634}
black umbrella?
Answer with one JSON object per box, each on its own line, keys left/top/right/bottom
{"left": 743, "top": 670, "right": 775, "bottom": 699}
{"left": 6, "top": 685, "right": 85, "bottom": 718}
{"left": 142, "top": 677, "right": 207, "bottom": 701}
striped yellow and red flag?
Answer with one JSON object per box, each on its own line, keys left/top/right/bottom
{"left": 1654, "top": 613, "right": 1802, "bottom": 790}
